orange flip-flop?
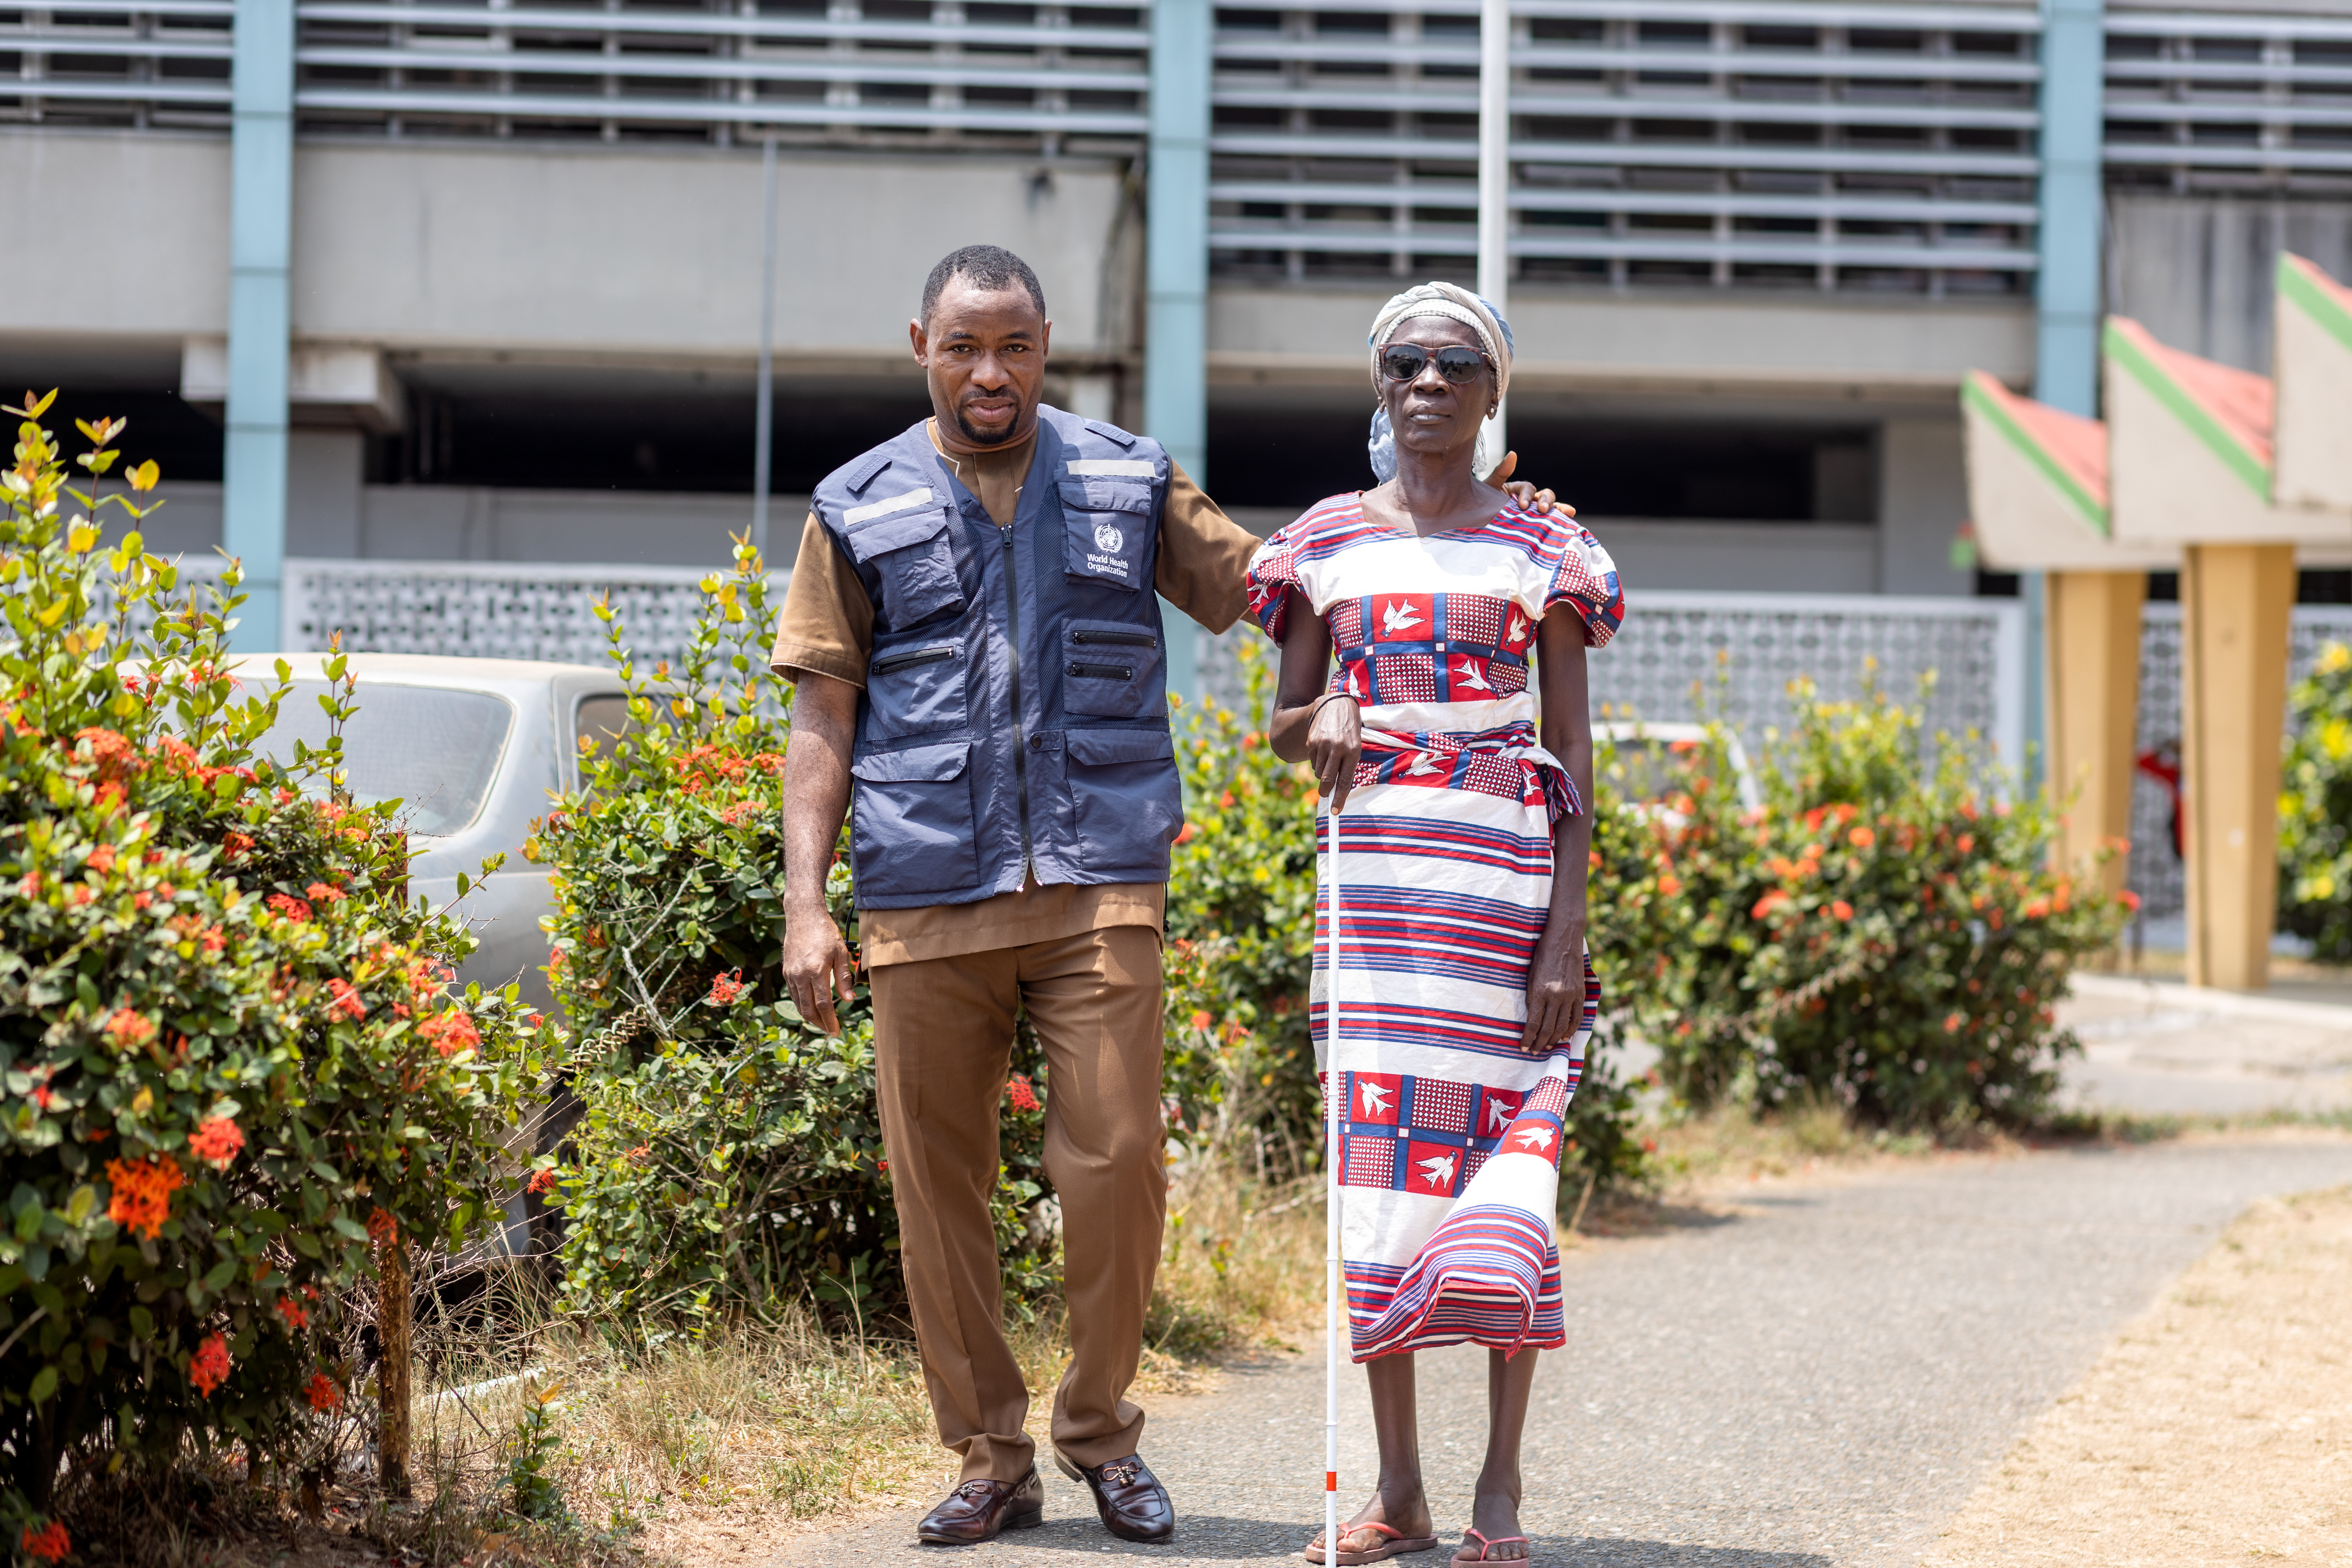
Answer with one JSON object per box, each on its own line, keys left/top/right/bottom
{"left": 1306, "top": 1518, "right": 1440, "bottom": 1564}
{"left": 1451, "top": 1528, "right": 1531, "bottom": 1564}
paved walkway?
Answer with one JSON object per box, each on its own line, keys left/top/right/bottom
{"left": 2057, "top": 974, "right": 2352, "bottom": 1117}
{"left": 768, "top": 1137, "right": 2352, "bottom": 1567}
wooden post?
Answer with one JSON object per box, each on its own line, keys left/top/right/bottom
{"left": 379, "top": 1233, "right": 412, "bottom": 1497}
{"left": 2181, "top": 542, "right": 2297, "bottom": 991}
{"left": 2044, "top": 569, "right": 2147, "bottom": 905}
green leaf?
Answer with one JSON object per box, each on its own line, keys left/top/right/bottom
{"left": 29, "top": 1365, "right": 57, "bottom": 1405}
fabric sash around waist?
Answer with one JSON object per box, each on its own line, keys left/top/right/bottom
{"left": 1352, "top": 720, "right": 1584, "bottom": 824}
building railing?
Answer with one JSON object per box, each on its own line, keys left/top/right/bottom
{"left": 2105, "top": 7, "right": 2352, "bottom": 195}
{"left": 6, "top": 2, "right": 2347, "bottom": 275}
{"left": 1208, "top": 0, "right": 2046, "bottom": 295}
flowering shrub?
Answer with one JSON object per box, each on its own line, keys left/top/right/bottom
{"left": 530, "top": 539, "right": 1053, "bottom": 1325}
{"left": 1593, "top": 680, "right": 2130, "bottom": 1130}
{"left": 2280, "top": 642, "right": 2352, "bottom": 961}
{"left": 0, "top": 395, "right": 551, "bottom": 1536}
{"left": 1167, "top": 642, "right": 1646, "bottom": 1191}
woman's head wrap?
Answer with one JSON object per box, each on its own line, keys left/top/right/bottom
{"left": 1366, "top": 282, "right": 1515, "bottom": 483}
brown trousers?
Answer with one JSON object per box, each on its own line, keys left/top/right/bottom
{"left": 868, "top": 924, "right": 1167, "bottom": 1483}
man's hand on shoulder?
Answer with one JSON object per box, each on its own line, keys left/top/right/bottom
{"left": 1484, "top": 450, "right": 1576, "bottom": 520}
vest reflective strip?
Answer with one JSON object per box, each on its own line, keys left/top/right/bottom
{"left": 1064, "top": 460, "right": 1155, "bottom": 477}
{"left": 845, "top": 486, "right": 935, "bottom": 525}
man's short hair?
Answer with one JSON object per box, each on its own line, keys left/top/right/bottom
{"left": 922, "top": 245, "right": 1047, "bottom": 323}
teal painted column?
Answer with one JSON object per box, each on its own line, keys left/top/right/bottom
{"left": 2025, "top": 0, "right": 2106, "bottom": 786}
{"left": 1147, "top": 0, "right": 1210, "bottom": 701}
{"left": 2036, "top": 0, "right": 2104, "bottom": 418}
{"left": 225, "top": 0, "right": 295, "bottom": 651}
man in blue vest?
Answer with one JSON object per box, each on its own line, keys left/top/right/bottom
{"left": 773, "top": 245, "right": 1561, "bottom": 1546}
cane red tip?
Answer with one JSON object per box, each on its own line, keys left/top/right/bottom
{"left": 1326, "top": 1471, "right": 1337, "bottom": 1491}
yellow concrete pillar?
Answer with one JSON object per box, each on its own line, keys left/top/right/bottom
{"left": 2044, "top": 569, "right": 2146, "bottom": 902}
{"left": 2180, "top": 542, "right": 2297, "bottom": 991}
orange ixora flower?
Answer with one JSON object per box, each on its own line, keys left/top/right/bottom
{"left": 1005, "top": 1074, "right": 1041, "bottom": 1114}
{"left": 275, "top": 1295, "right": 309, "bottom": 1331}
{"left": 19, "top": 1521, "right": 68, "bottom": 1564}
{"left": 222, "top": 830, "right": 254, "bottom": 860}
{"left": 366, "top": 1209, "right": 398, "bottom": 1245}
{"left": 102, "top": 1007, "right": 157, "bottom": 1052}
{"left": 189, "top": 1332, "right": 231, "bottom": 1396}
{"left": 417, "top": 1009, "right": 479, "bottom": 1057}
{"left": 706, "top": 969, "right": 747, "bottom": 1006}
{"left": 324, "top": 978, "right": 366, "bottom": 1021}
{"left": 105, "top": 1153, "right": 186, "bottom": 1238}
{"left": 266, "top": 892, "right": 312, "bottom": 922}
{"left": 304, "top": 1372, "right": 343, "bottom": 1412}
{"left": 1829, "top": 899, "right": 1854, "bottom": 922}
{"left": 188, "top": 1116, "right": 245, "bottom": 1170}
{"left": 304, "top": 881, "right": 345, "bottom": 904}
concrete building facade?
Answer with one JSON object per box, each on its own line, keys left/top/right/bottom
{"left": 4, "top": 0, "right": 2348, "bottom": 609}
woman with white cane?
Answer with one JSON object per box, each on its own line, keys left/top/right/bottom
{"left": 1253, "top": 283, "right": 1622, "bottom": 1567}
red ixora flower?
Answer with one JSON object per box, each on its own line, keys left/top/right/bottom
{"left": 706, "top": 969, "right": 747, "bottom": 1006}
{"left": 188, "top": 1116, "right": 245, "bottom": 1170}
{"left": 417, "top": 1009, "right": 479, "bottom": 1058}
{"left": 304, "top": 881, "right": 345, "bottom": 904}
{"left": 1004, "top": 1073, "right": 1041, "bottom": 1114}
{"left": 266, "top": 892, "right": 312, "bottom": 922}
{"left": 304, "top": 1372, "right": 343, "bottom": 1412}
{"left": 19, "top": 1521, "right": 69, "bottom": 1563}
{"left": 188, "top": 1333, "right": 231, "bottom": 1396}
{"left": 102, "top": 1007, "right": 156, "bottom": 1052}
{"left": 324, "top": 978, "right": 366, "bottom": 1021}
{"left": 526, "top": 1167, "right": 560, "bottom": 1195}
{"left": 275, "top": 1295, "right": 309, "bottom": 1331}
{"left": 625, "top": 1145, "right": 652, "bottom": 1162}
{"left": 366, "top": 1209, "right": 398, "bottom": 1245}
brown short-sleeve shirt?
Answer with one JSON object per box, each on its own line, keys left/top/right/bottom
{"left": 770, "top": 418, "right": 1259, "bottom": 966}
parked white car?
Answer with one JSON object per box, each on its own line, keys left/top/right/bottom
{"left": 247, "top": 654, "right": 632, "bottom": 1262}
{"left": 247, "top": 653, "right": 631, "bottom": 1009}
{"left": 1595, "top": 720, "right": 1763, "bottom": 820}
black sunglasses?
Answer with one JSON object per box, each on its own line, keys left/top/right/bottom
{"left": 1379, "top": 344, "right": 1491, "bottom": 385}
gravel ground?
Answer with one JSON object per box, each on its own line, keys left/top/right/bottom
{"left": 764, "top": 1136, "right": 2352, "bottom": 1567}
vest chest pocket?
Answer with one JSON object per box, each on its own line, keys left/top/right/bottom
{"left": 848, "top": 740, "right": 979, "bottom": 899}
{"left": 1057, "top": 476, "right": 1152, "bottom": 592}
{"left": 846, "top": 504, "right": 964, "bottom": 628}
{"left": 868, "top": 638, "right": 968, "bottom": 738}
{"left": 1062, "top": 622, "right": 1156, "bottom": 718}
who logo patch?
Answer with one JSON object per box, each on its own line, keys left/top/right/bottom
{"left": 1093, "top": 523, "right": 1124, "bottom": 553}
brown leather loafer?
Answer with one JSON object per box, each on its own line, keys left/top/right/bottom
{"left": 1054, "top": 1450, "right": 1175, "bottom": 1542}
{"left": 916, "top": 1468, "right": 1044, "bottom": 1545}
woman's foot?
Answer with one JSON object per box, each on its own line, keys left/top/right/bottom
{"left": 1450, "top": 1490, "right": 1530, "bottom": 1563}
{"left": 1306, "top": 1488, "right": 1439, "bottom": 1564}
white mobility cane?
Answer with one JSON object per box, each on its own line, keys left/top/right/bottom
{"left": 1322, "top": 794, "right": 1344, "bottom": 1560}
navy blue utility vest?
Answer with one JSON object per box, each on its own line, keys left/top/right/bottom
{"left": 808, "top": 405, "right": 1185, "bottom": 910}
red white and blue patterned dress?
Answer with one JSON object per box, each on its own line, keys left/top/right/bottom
{"left": 1247, "top": 494, "right": 1624, "bottom": 1362}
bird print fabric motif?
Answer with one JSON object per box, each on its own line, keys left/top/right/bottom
{"left": 1331, "top": 1069, "right": 1576, "bottom": 1200}
{"left": 1333, "top": 591, "right": 1533, "bottom": 712}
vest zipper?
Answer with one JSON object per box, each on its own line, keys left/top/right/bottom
{"left": 872, "top": 644, "right": 955, "bottom": 675}
{"left": 1070, "top": 628, "right": 1156, "bottom": 647}
{"left": 1069, "top": 661, "right": 1135, "bottom": 680}
{"left": 999, "top": 522, "right": 1035, "bottom": 882}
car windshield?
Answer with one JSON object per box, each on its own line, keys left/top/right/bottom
{"left": 254, "top": 681, "right": 513, "bottom": 837}
{"left": 1603, "top": 736, "right": 1700, "bottom": 805}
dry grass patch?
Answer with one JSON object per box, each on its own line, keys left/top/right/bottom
{"left": 407, "top": 1165, "right": 1328, "bottom": 1562}
{"left": 1922, "top": 1184, "right": 2352, "bottom": 1566}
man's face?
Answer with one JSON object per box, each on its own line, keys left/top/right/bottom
{"left": 909, "top": 277, "right": 1052, "bottom": 447}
